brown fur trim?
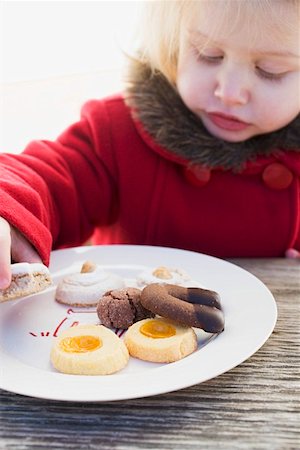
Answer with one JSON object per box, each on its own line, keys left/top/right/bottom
{"left": 125, "top": 61, "right": 300, "bottom": 171}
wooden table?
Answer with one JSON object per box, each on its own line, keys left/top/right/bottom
{"left": 0, "top": 258, "right": 299, "bottom": 450}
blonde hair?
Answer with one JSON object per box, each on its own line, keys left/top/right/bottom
{"left": 136, "top": 0, "right": 300, "bottom": 85}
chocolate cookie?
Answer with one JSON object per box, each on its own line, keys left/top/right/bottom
{"left": 141, "top": 284, "right": 225, "bottom": 333}
{"left": 97, "top": 287, "right": 154, "bottom": 329}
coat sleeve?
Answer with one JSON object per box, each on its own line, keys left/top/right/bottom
{"left": 0, "top": 99, "right": 119, "bottom": 265}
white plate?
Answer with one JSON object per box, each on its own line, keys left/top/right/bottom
{"left": 0, "top": 245, "right": 277, "bottom": 402}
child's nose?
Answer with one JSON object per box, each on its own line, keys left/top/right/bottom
{"left": 214, "top": 66, "right": 250, "bottom": 106}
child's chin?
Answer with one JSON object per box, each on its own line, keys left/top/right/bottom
{"left": 215, "top": 132, "right": 252, "bottom": 143}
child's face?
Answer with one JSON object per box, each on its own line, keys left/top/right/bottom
{"left": 176, "top": 1, "right": 300, "bottom": 142}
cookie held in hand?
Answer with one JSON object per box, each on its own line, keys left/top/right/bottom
{"left": 0, "top": 263, "right": 52, "bottom": 303}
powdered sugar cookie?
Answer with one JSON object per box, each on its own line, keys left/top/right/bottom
{"left": 50, "top": 324, "right": 129, "bottom": 375}
{"left": 0, "top": 263, "right": 52, "bottom": 303}
{"left": 124, "top": 318, "right": 197, "bottom": 363}
{"left": 55, "top": 261, "right": 125, "bottom": 307}
{"left": 136, "top": 266, "right": 201, "bottom": 288}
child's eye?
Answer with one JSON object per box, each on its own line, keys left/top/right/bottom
{"left": 255, "top": 66, "right": 286, "bottom": 82}
{"left": 197, "top": 53, "right": 224, "bottom": 64}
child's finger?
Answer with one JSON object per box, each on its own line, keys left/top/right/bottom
{"left": 285, "top": 248, "right": 300, "bottom": 259}
{"left": 10, "top": 227, "right": 42, "bottom": 264}
{"left": 0, "top": 218, "right": 12, "bottom": 289}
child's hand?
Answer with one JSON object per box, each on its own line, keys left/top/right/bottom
{"left": 0, "top": 217, "right": 42, "bottom": 289}
{"left": 285, "top": 248, "right": 300, "bottom": 259}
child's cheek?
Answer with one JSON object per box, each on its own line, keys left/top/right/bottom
{"left": 253, "top": 87, "right": 299, "bottom": 132}
{"left": 177, "top": 71, "right": 209, "bottom": 114}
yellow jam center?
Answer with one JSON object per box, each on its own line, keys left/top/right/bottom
{"left": 140, "top": 320, "right": 176, "bottom": 339}
{"left": 60, "top": 335, "right": 102, "bottom": 353}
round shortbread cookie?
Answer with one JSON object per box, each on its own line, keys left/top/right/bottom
{"left": 50, "top": 324, "right": 129, "bottom": 375}
{"left": 0, "top": 263, "right": 52, "bottom": 303}
{"left": 124, "top": 318, "right": 198, "bottom": 363}
{"left": 55, "top": 263, "right": 125, "bottom": 307}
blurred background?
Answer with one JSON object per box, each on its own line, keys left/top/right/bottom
{"left": 0, "top": 1, "right": 142, "bottom": 153}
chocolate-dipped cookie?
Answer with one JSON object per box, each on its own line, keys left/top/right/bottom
{"left": 141, "top": 284, "right": 224, "bottom": 333}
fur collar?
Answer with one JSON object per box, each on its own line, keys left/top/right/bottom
{"left": 125, "top": 61, "right": 300, "bottom": 171}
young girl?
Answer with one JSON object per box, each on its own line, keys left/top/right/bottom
{"left": 0, "top": 0, "right": 299, "bottom": 288}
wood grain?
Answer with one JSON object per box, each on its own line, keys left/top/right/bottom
{"left": 0, "top": 258, "right": 299, "bottom": 450}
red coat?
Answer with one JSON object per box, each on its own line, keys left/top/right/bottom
{"left": 0, "top": 94, "right": 299, "bottom": 265}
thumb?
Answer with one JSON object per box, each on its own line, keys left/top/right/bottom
{"left": 0, "top": 217, "right": 12, "bottom": 289}
{"left": 11, "top": 227, "right": 42, "bottom": 264}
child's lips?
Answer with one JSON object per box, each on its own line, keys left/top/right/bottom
{"left": 207, "top": 112, "right": 250, "bottom": 131}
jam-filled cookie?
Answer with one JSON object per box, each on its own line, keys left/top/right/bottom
{"left": 0, "top": 263, "right": 52, "bottom": 303}
{"left": 50, "top": 324, "right": 129, "bottom": 375}
{"left": 124, "top": 318, "right": 197, "bottom": 363}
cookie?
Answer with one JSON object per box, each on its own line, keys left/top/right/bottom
{"left": 0, "top": 263, "right": 52, "bottom": 303}
{"left": 50, "top": 324, "right": 129, "bottom": 375}
{"left": 124, "top": 318, "right": 198, "bottom": 363}
{"left": 55, "top": 261, "right": 125, "bottom": 307}
{"left": 136, "top": 266, "right": 200, "bottom": 288}
{"left": 97, "top": 287, "right": 154, "bottom": 329}
{"left": 141, "top": 283, "right": 225, "bottom": 333}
